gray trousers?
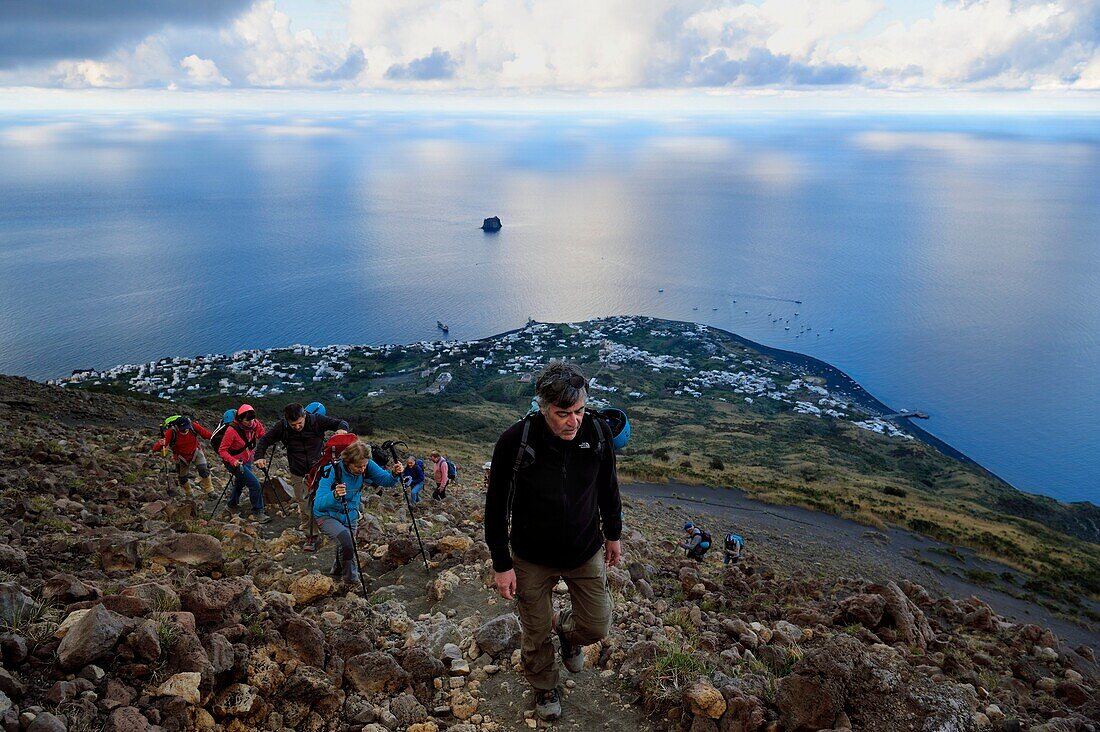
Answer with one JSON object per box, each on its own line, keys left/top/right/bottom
{"left": 514, "top": 550, "right": 612, "bottom": 690}
{"left": 176, "top": 448, "right": 210, "bottom": 482}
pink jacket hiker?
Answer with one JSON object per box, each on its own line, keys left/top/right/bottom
{"left": 434, "top": 456, "right": 449, "bottom": 490}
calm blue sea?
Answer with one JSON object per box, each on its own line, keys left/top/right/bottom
{"left": 0, "top": 112, "right": 1097, "bottom": 504}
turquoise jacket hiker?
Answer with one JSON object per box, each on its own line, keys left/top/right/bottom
{"left": 312, "top": 458, "right": 399, "bottom": 525}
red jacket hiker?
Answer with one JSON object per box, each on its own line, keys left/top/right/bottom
{"left": 153, "top": 421, "right": 212, "bottom": 461}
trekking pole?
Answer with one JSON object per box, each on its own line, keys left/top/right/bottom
{"left": 339, "top": 495, "right": 369, "bottom": 599}
{"left": 259, "top": 444, "right": 290, "bottom": 517}
{"left": 208, "top": 474, "right": 234, "bottom": 519}
{"left": 161, "top": 454, "right": 174, "bottom": 496}
{"left": 383, "top": 440, "right": 431, "bottom": 573}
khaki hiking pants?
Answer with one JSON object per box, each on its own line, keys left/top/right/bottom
{"left": 514, "top": 549, "right": 612, "bottom": 691}
{"left": 176, "top": 448, "right": 210, "bottom": 484}
{"left": 292, "top": 473, "right": 316, "bottom": 535}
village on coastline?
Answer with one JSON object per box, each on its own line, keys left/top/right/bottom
{"left": 55, "top": 316, "right": 913, "bottom": 441}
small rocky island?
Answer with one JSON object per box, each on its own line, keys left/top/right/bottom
{"left": 480, "top": 216, "right": 501, "bottom": 231}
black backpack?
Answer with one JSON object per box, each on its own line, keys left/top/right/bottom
{"left": 505, "top": 410, "right": 614, "bottom": 521}
{"left": 210, "top": 422, "right": 251, "bottom": 457}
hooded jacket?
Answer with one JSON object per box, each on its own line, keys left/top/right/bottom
{"left": 254, "top": 412, "right": 351, "bottom": 475}
{"left": 484, "top": 411, "right": 622, "bottom": 573}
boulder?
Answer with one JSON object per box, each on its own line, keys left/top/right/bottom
{"left": 0, "top": 584, "right": 36, "bottom": 627}
{"left": 685, "top": 678, "right": 727, "bottom": 719}
{"left": 126, "top": 619, "right": 161, "bottom": 662}
{"left": 345, "top": 652, "right": 410, "bottom": 694}
{"left": 181, "top": 577, "right": 259, "bottom": 625}
{"left": 436, "top": 535, "right": 473, "bottom": 554}
{"left": 213, "top": 683, "right": 263, "bottom": 718}
{"left": 429, "top": 570, "right": 460, "bottom": 602}
{"left": 869, "top": 581, "right": 935, "bottom": 649}
{"left": 42, "top": 573, "right": 99, "bottom": 604}
{"left": 105, "top": 706, "right": 149, "bottom": 732}
{"left": 474, "top": 614, "right": 522, "bottom": 658}
{"left": 391, "top": 692, "right": 428, "bottom": 727}
{"left": 99, "top": 532, "right": 142, "bottom": 572}
{"left": 835, "top": 593, "right": 887, "bottom": 629}
{"left": 481, "top": 216, "right": 502, "bottom": 231}
{"left": 26, "top": 712, "right": 66, "bottom": 732}
{"left": 57, "top": 603, "right": 126, "bottom": 669}
{"left": 156, "top": 672, "right": 202, "bottom": 705}
{"left": 147, "top": 533, "right": 225, "bottom": 574}
{"left": 0, "top": 546, "right": 27, "bottom": 574}
{"left": 284, "top": 617, "right": 325, "bottom": 668}
{"left": 389, "top": 537, "right": 421, "bottom": 564}
{"left": 289, "top": 573, "right": 334, "bottom": 605}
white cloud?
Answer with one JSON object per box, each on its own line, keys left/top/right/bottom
{"left": 2, "top": 0, "right": 1099, "bottom": 94}
{"left": 51, "top": 59, "right": 131, "bottom": 88}
{"left": 180, "top": 54, "right": 230, "bottom": 86}
{"left": 225, "top": 0, "right": 364, "bottom": 87}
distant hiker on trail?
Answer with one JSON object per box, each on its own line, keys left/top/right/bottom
{"left": 312, "top": 440, "right": 403, "bottom": 586}
{"left": 216, "top": 404, "right": 271, "bottom": 524}
{"left": 679, "top": 521, "right": 711, "bottom": 561}
{"left": 429, "top": 451, "right": 450, "bottom": 500}
{"left": 254, "top": 402, "right": 350, "bottom": 548}
{"left": 403, "top": 453, "right": 426, "bottom": 504}
{"left": 484, "top": 361, "right": 622, "bottom": 723}
{"left": 153, "top": 416, "right": 214, "bottom": 497}
{"left": 723, "top": 531, "right": 745, "bottom": 565}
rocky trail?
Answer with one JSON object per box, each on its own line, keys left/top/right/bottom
{"left": 0, "top": 375, "right": 1097, "bottom": 732}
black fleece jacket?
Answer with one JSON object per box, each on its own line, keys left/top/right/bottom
{"left": 254, "top": 412, "right": 350, "bottom": 476}
{"left": 484, "top": 412, "right": 622, "bottom": 573}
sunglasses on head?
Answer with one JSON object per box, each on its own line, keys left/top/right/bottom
{"left": 554, "top": 373, "right": 586, "bottom": 389}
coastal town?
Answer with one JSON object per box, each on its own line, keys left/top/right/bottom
{"left": 56, "top": 316, "right": 912, "bottom": 441}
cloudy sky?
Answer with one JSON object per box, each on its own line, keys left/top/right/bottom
{"left": 0, "top": 0, "right": 1098, "bottom": 104}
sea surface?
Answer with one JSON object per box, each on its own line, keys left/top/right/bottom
{"left": 0, "top": 112, "right": 1097, "bottom": 504}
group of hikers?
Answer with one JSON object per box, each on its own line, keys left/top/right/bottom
{"left": 153, "top": 361, "right": 746, "bottom": 724}
{"left": 677, "top": 521, "right": 746, "bottom": 564}
{"left": 152, "top": 400, "right": 456, "bottom": 583}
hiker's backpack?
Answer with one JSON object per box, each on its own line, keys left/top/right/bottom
{"left": 159, "top": 415, "right": 185, "bottom": 447}
{"left": 445, "top": 458, "right": 457, "bottom": 480}
{"left": 305, "top": 402, "right": 326, "bottom": 416}
{"left": 505, "top": 407, "right": 627, "bottom": 522}
{"left": 305, "top": 433, "right": 362, "bottom": 495}
{"left": 210, "top": 409, "right": 251, "bottom": 456}
{"left": 697, "top": 529, "right": 712, "bottom": 551}
{"left": 725, "top": 533, "right": 744, "bottom": 551}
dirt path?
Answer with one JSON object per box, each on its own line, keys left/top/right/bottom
{"left": 624, "top": 482, "right": 1099, "bottom": 650}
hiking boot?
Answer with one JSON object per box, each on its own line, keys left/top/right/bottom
{"left": 252, "top": 512, "right": 273, "bottom": 525}
{"left": 180, "top": 481, "right": 193, "bottom": 496}
{"left": 553, "top": 610, "right": 584, "bottom": 673}
{"left": 330, "top": 556, "right": 343, "bottom": 576}
{"left": 342, "top": 568, "right": 362, "bottom": 587}
{"left": 223, "top": 503, "right": 241, "bottom": 517}
{"left": 534, "top": 688, "right": 561, "bottom": 721}
{"left": 199, "top": 476, "right": 214, "bottom": 495}
{"left": 303, "top": 536, "right": 318, "bottom": 553}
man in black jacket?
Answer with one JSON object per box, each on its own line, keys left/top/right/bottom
{"left": 254, "top": 402, "right": 349, "bottom": 546}
{"left": 484, "top": 362, "right": 622, "bottom": 722}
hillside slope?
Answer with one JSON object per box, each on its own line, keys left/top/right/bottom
{"left": 0, "top": 375, "right": 1098, "bottom": 731}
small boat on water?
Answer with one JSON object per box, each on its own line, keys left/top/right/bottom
{"left": 437, "top": 321, "right": 449, "bottom": 332}
{"left": 658, "top": 288, "right": 665, "bottom": 293}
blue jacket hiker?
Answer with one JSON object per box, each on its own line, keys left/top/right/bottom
{"left": 312, "top": 441, "right": 402, "bottom": 584}
{"left": 404, "top": 455, "right": 426, "bottom": 504}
